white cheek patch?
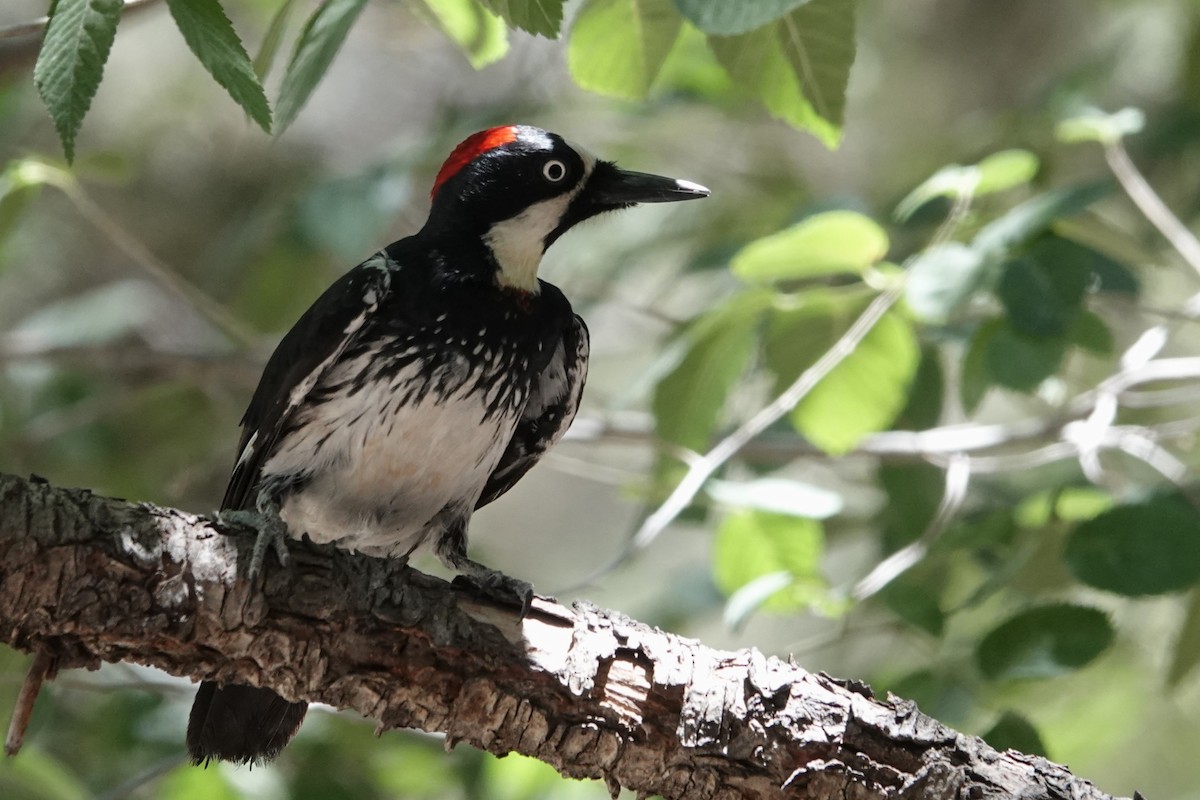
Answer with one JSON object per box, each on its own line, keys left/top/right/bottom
{"left": 483, "top": 152, "right": 596, "bottom": 293}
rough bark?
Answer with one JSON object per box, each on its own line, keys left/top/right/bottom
{"left": 0, "top": 472, "right": 1125, "bottom": 800}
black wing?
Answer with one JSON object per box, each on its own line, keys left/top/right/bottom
{"left": 475, "top": 313, "right": 589, "bottom": 510}
{"left": 222, "top": 255, "right": 394, "bottom": 511}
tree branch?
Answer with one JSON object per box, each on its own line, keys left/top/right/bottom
{"left": 0, "top": 472, "right": 1125, "bottom": 800}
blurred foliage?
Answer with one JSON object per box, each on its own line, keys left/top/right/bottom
{"left": 6, "top": 0, "right": 1200, "bottom": 798}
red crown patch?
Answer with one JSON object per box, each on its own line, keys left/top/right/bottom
{"left": 431, "top": 126, "right": 520, "bottom": 199}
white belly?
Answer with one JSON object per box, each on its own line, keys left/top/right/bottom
{"left": 263, "top": 355, "right": 519, "bottom": 557}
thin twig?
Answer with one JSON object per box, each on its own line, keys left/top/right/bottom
{"left": 1105, "top": 142, "right": 1200, "bottom": 280}
{"left": 852, "top": 454, "right": 971, "bottom": 601}
{"left": 4, "top": 647, "right": 52, "bottom": 756}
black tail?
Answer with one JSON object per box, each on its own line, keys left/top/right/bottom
{"left": 187, "top": 681, "right": 308, "bottom": 766}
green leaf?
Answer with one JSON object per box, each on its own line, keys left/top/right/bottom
{"left": 974, "top": 149, "right": 1040, "bottom": 196}
{"left": 1069, "top": 310, "right": 1114, "bottom": 354}
{"left": 422, "top": 0, "right": 509, "bottom": 68}
{"left": 673, "top": 0, "right": 811, "bottom": 35}
{"left": 983, "top": 711, "right": 1048, "bottom": 757}
{"left": 1033, "top": 234, "right": 1139, "bottom": 295}
{"left": 708, "top": 0, "right": 854, "bottom": 147}
{"left": 732, "top": 210, "right": 888, "bottom": 283}
{"left": 997, "top": 257, "right": 1071, "bottom": 337}
{"left": 568, "top": 0, "right": 682, "bottom": 99}
{"left": 477, "top": 0, "right": 564, "bottom": 36}
{"left": 1168, "top": 588, "right": 1200, "bottom": 687}
{"left": 1056, "top": 107, "right": 1145, "bottom": 146}
{"left": 165, "top": 0, "right": 272, "bottom": 132}
{"left": 1015, "top": 486, "right": 1113, "bottom": 528}
{"left": 707, "top": 477, "right": 843, "bottom": 519}
{"left": 0, "top": 164, "right": 45, "bottom": 252}
{"left": 960, "top": 319, "right": 996, "bottom": 413}
{"left": 877, "top": 462, "right": 945, "bottom": 551}
{"left": 977, "top": 604, "right": 1114, "bottom": 680}
{"left": 881, "top": 576, "right": 944, "bottom": 637}
{"left": 973, "top": 182, "right": 1111, "bottom": 258}
{"left": 1065, "top": 492, "right": 1200, "bottom": 596}
{"left": 894, "top": 150, "right": 1038, "bottom": 221}
{"left": 984, "top": 321, "right": 1066, "bottom": 392}
{"left": 790, "top": 311, "right": 919, "bottom": 454}
{"left": 652, "top": 291, "right": 769, "bottom": 450}
{"left": 159, "top": 763, "right": 240, "bottom": 800}
{"left": 892, "top": 346, "right": 944, "bottom": 430}
{"left": 253, "top": 0, "right": 300, "bottom": 80}
{"left": 0, "top": 746, "right": 88, "bottom": 800}
{"left": 34, "top": 0, "right": 125, "bottom": 162}
{"left": 762, "top": 286, "right": 869, "bottom": 386}
{"left": 712, "top": 510, "right": 827, "bottom": 613}
{"left": 275, "top": 0, "right": 370, "bottom": 134}
{"left": 904, "top": 242, "right": 988, "bottom": 322}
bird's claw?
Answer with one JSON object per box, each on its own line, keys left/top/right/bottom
{"left": 217, "top": 509, "right": 291, "bottom": 582}
{"left": 452, "top": 570, "right": 534, "bottom": 617}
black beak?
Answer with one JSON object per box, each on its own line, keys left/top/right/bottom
{"left": 590, "top": 164, "right": 710, "bottom": 205}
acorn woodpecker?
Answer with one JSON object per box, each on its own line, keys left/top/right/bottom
{"left": 186, "top": 125, "right": 708, "bottom": 765}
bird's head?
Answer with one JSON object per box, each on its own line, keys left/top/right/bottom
{"left": 421, "top": 125, "right": 709, "bottom": 293}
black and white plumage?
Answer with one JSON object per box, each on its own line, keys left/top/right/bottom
{"left": 186, "top": 125, "right": 708, "bottom": 766}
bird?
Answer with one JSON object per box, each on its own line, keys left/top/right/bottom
{"left": 185, "top": 125, "right": 709, "bottom": 766}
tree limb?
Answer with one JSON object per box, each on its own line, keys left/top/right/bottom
{"left": 0, "top": 472, "right": 1125, "bottom": 800}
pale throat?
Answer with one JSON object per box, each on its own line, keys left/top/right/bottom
{"left": 483, "top": 194, "right": 572, "bottom": 294}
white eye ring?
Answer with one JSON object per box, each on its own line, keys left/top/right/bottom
{"left": 542, "top": 159, "right": 567, "bottom": 183}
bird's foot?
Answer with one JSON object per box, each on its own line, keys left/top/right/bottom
{"left": 451, "top": 567, "right": 534, "bottom": 616}
{"left": 217, "top": 508, "right": 291, "bottom": 582}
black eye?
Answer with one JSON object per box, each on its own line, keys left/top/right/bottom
{"left": 542, "top": 159, "right": 567, "bottom": 183}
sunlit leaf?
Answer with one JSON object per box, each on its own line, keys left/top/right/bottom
{"left": 974, "top": 149, "right": 1039, "bottom": 195}
{"left": 652, "top": 291, "right": 770, "bottom": 450}
{"left": 791, "top": 311, "right": 919, "bottom": 454}
{"left": 732, "top": 210, "right": 888, "bottom": 283}
{"left": 159, "top": 763, "right": 239, "bottom": 800}
{"left": 165, "top": 0, "right": 272, "bottom": 132}
{"left": 1015, "top": 487, "right": 1113, "bottom": 528}
{"left": 275, "top": 0, "right": 370, "bottom": 134}
{"left": 708, "top": 0, "right": 854, "bottom": 146}
{"left": 34, "top": 0, "right": 124, "bottom": 162}
{"left": 707, "top": 477, "right": 843, "bottom": 519}
{"left": 477, "top": 0, "right": 564, "bottom": 36}
{"left": 673, "top": 0, "right": 811, "bottom": 35}
{"left": 977, "top": 604, "right": 1113, "bottom": 680}
{"left": 568, "top": 0, "right": 682, "bottom": 99}
{"left": 422, "top": 0, "right": 509, "bottom": 68}
{"left": 1056, "top": 107, "right": 1145, "bottom": 145}
{"left": 1065, "top": 492, "right": 1200, "bottom": 596}
{"left": 712, "top": 510, "right": 828, "bottom": 614}
{"left": 894, "top": 150, "right": 1038, "bottom": 221}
